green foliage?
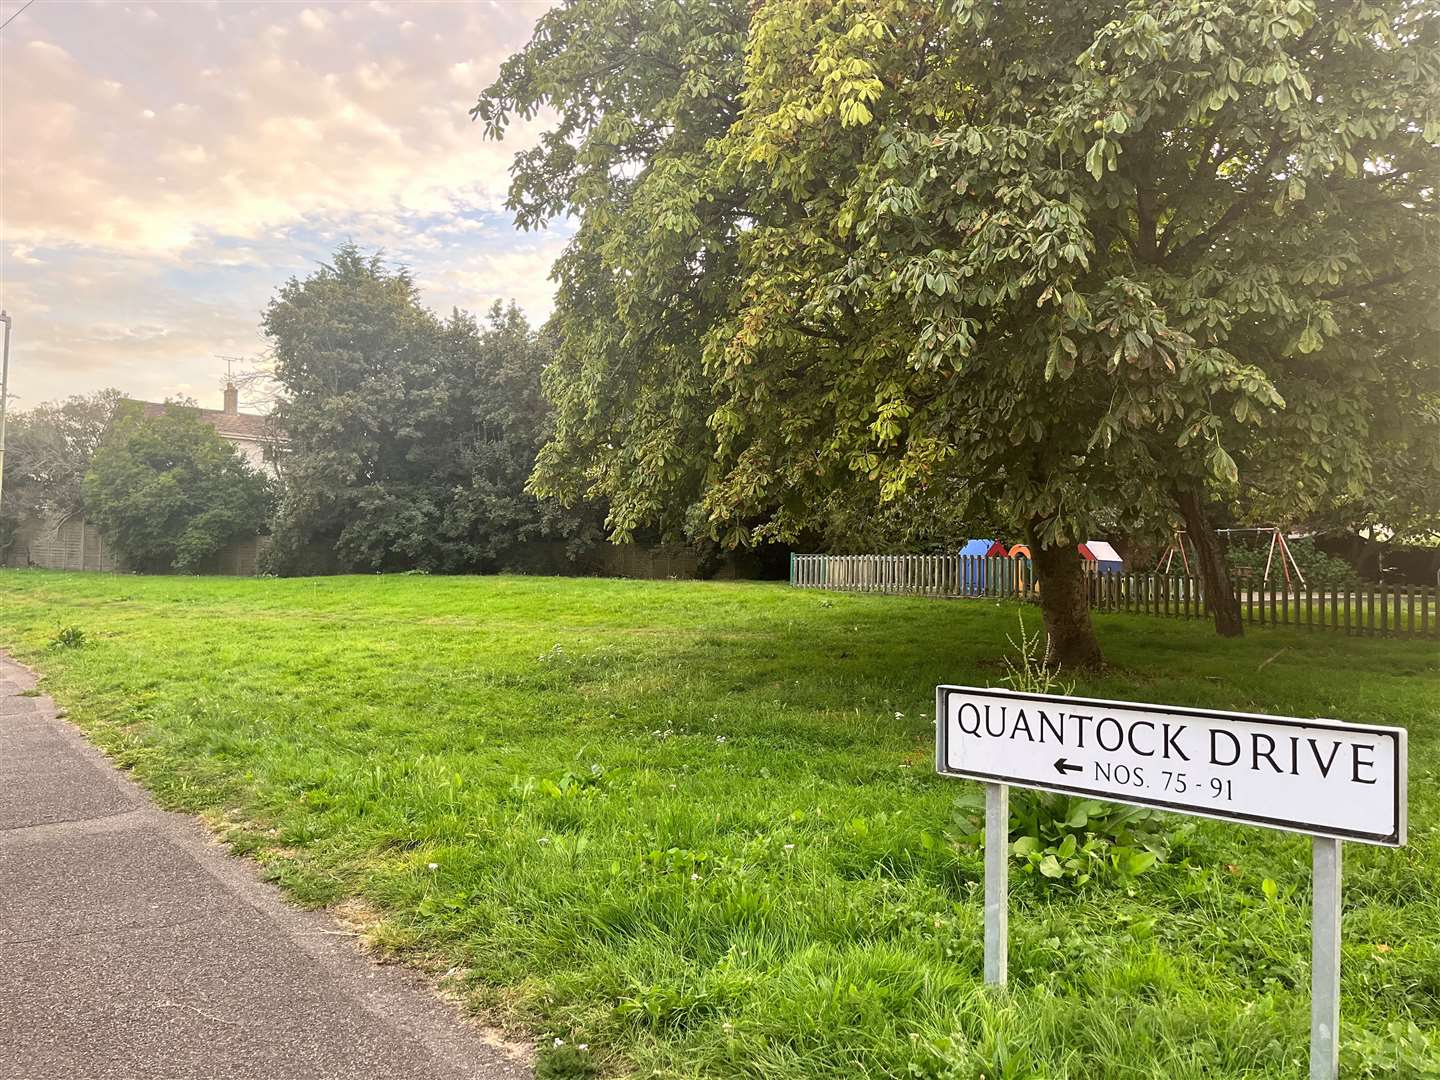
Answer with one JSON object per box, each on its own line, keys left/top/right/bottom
{"left": 1225, "top": 536, "right": 1362, "bottom": 588}
{"left": 908, "top": 1030, "right": 1040, "bottom": 1080}
{"left": 82, "top": 405, "right": 271, "bottom": 573}
{"left": 1342, "top": 1020, "right": 1440, "bottom": 1080}
{"left": 476, "top": 1, "right": 748, "bottom": 544}
{"left": 50, "top": 624, "right": 86, "bottom": 649}
{"left": 262, "top": 245, "right": 602, "bottom": 574}
{"left": 481, "top": 0, "right": 1440, "bottom": 616}
{"left": 0, "top": 389, "right": 121, "bottom": 554}
{"left": 999, "top": 612, "right": 1072, "bottom": 696}
{"left": 535, "top": 1038, "right": 601, "bottom": 1080}
{"left": 952, "top": 790, "right": 1173, "bottom": 887}
{"left": 1, "top": 572, "right": 1437, "bottom": 1078}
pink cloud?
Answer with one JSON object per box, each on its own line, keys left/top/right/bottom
{"left": 0, "top": 1, "right": 566, "bottom": 407}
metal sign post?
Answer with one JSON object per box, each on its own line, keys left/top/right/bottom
{"left": 983, "top": 782, "right": 1007, "bottom": 987}
{"left": 937, "top": 685, "right": 1406, "bottom": 1076}
{"left": 1311, "top": 837, "right": 1341, "bottom": 1080}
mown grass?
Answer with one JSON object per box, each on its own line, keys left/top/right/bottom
{"left": 1, "top": 569, "right": 1436, "bottom": 1079}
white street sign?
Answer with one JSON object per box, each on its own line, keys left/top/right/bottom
{"left": 936, "top": 686, "right": 1406, "bottom": 846}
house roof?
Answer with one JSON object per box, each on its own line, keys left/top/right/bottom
{"left": 127, "top": 400, "right": 286, "bottom": 442}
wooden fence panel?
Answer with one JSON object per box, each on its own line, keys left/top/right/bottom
{"left": 786, "top": 554, "right": 1438, "bottom": 639}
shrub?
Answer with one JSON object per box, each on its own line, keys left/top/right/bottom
{"left": 951, "top": 790, "right": 1173, "bottom": 886}
{"left": 51, "top": 624, "right": 87, "bottom": 649}
{"left": 1224, "top": 536, "right": 1361, "bottom": 589}
{"left": 83, "top": 404, "right": 271, "bottom": 573}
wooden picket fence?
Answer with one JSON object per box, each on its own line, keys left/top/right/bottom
{"left": 788, "top": 553, "right": 1440, "bottom": 640}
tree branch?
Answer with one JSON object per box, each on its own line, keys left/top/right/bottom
{"left": 1163, "top": 135, "right": 1291, "bottom": 266}
{"left": 1318, "top": 268, "right": 1420, "bottom": 302}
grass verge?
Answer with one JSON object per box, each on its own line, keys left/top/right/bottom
{"left": 2, "top": 569, "right": 1436, "bottom": 1078}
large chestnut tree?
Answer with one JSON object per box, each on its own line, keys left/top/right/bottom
{"left": 479, "top": 0, "right": 1439, "bottom": 666}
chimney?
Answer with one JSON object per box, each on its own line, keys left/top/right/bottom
{"left": 222, "top": 383, "right": 239, "bottom": 415}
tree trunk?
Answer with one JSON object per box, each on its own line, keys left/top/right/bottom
{"left": 1030, "top": 537, "right": 1104, "bottom": 670}
{"left": 1358, "top": 529, "right": 1384, "bottom": 581}
{"left": 1173, "top": 487, "right": 1243, "bottom": 638}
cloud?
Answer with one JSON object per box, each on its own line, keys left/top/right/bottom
{"left": 1, "top": 1, "right": 566, "bottom": 406}
{"left": 297, "top": 8, "right": 332, "bottom": 32}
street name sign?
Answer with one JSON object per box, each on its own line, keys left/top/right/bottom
{"left": 934, "top": 684, "right": 1408, "bottom": 1080}
{"left": 936, "top": 686, "right": 1406, "bottom": 845}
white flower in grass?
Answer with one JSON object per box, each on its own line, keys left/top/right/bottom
{"left": 537, "top": 837, "right": 551, "bottom": 846}
{"left": 783, "top": 844, "right": 795, "bottom": 852}
{"left": 690, "top": 872, "right": 700, "bottom": 881}
{"left": 895, "top": 712, "right": 904, "bottom": 720}
{"left": 578, "top": 1044, "right": 589, "bottom": 1051}
{"left": 553, "top": 1037, "right": 565, "bottom": 1047}
{"left": 715, "top": 735, "right": 727, "bottom": 744}
{"left": 427, "top": 862, "right": 439, "bottom": 871}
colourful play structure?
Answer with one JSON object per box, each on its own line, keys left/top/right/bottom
{"left": 959, "top": 538, "right": 1125, "bottom": 595}
{"left": 1079, "top": 540, "right": 1125, "bottom": 575}
{"left": 958, "top": 538, "right": 1008, "bottom": 593}
{"left": 1006, "top": 544, "right": 1034, "bottom": 591}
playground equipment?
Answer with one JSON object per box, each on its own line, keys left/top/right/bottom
{"left": 1217, "top": 525, "right": 1307, "bottom": 587}
{"left": 958, "top": 539, "right": 1007, "bottom": 594}
{"left": 1158, "top": 526, "right": 1306, "bottom": 587}
{"left": 1080, "top": 540, "right": 1125, "bottom": 574}
{"left": 1006, "top": 544, "right": 1034, "bottom": 592}
{"left": 957, "top": 539, "right": 1122, "bottom": 595}
{"left": 1154, "top": 530, "right": 1196, "bottom": 576}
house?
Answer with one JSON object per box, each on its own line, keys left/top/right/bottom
{"left": 126, "top": 383, "right": 286, "bottom": 475}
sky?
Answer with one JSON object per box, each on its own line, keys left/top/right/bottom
{"left": 0, "top": 0, "right": 565, "bottom": 412}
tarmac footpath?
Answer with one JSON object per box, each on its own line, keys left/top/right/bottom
{"left": 0, "top": 651, "right": 529, "bottom": 1080}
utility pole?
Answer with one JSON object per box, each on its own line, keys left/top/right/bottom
{"left": 0, "top": 310, "right": 12, "bottom": 520}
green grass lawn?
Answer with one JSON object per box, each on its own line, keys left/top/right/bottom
{"left": 2, "top": 569, "right": 1436, "bottom": 1079}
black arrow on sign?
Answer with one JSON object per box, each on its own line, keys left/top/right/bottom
{"left": 1053, "top": 757, "right": 1083, "bottom": 776}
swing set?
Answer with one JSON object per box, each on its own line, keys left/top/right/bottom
{"left": 1155, "top": 526, "right": 1306, "bottom": 587}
